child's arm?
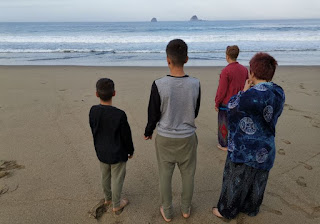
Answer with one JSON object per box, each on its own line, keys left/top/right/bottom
{"left": 89, "top": 107, "right": 96, "bottom": 135}
{"left": 144, "top": 81, "right": 161, "bottom": 139}
{"left": 195, "top": 84, "right": 201, "bottom": 118}
{"left": 120, "top": 112, "right": 134, "bottom": 157}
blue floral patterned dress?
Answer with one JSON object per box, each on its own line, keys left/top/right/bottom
{"left": 217, "top": 82, "right": 285, "bottom": 219}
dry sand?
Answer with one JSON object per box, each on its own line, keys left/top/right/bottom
{"left": 0, "top": 66, "right": 319, "bottom": 224}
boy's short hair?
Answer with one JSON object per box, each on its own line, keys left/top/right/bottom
{"left": 249, "top": 52, "right": 278, "bottom": 82}
{"left": 226, "top": 45, "right": 239, "bottom": 60}
{"left": 96, "top": 78, "right": 114, "bottom": 101}
{"left": 166, "top": 39, "right": 188, "bottom": 67}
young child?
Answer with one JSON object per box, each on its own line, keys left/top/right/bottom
{"left": 144, "top": 39, "right": 201, "bottom": 222}
{"left": 215, "top": 45, "right": 248, "bottom": 151}
{"left": 89, "top": 78, "right": 134, "bottom": 213}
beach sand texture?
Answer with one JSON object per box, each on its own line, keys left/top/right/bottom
{"left": 0, "top": 66, "right": 319, "bottom": 224}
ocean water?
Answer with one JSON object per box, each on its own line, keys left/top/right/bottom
{"left": 0, "top": 20, "right": 319, "bottom": 66}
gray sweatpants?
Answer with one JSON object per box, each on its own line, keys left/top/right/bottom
{"left": 155, "top": 133, "right": 198, "bottom": 219}
{"left": 100, "top": 161, "right": 126, "bottom": 208}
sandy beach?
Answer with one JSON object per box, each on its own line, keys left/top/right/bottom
{"left": 0, "top": 65, "right": 319, "bottom": 224}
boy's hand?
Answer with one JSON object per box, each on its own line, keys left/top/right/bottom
{"left": 144, "top": 135, "right": 152, "bottom": 140}
{"left": 128, "top": 154, "right": 133, "bottom": 159}
{"left": 215, "top": 106, "right": 219, "bottom": 112}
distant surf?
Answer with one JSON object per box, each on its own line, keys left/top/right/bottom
{"left": 0, "top": 20, "right": 319, "bottom": 66}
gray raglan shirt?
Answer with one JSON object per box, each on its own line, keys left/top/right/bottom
{"left": 144, "top": 75, "right": 201, "bottom": 138}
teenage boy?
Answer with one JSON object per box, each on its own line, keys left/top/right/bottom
{"left": 144, "top": 39, "right": 201, "bottom": 222}
{"left": 215, "top": 45, "right": 248, "bottom": 151}
{"left": 89, "top": 78, "right": 134, "bottom": 214}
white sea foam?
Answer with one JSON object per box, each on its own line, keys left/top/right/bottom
{"left": 0, "top": 33, "right": 319, "bottom": 44}
{"left": 1, "top": 48, "right": 318, "bottom": 54}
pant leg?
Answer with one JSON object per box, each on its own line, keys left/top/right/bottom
{"left": 217, "top": 157, "right": 247, "bottom": 219}
{"left": 217, "top": 157, "right": 269, "bottom": 219}
{"left": 177, "top": 133, "right": 198, "bottom": 214}
{"left": 240, "top": 169, "right": 269, "bottom": 216}
{"left": 100, "top": 162, "right": 112, "bottom": 201}
{"left": 155, "top": 134, "right": 176, "bottom": 219}
{"left": 218, "top": 107, "right": 228, "bottom": 147}
{"left": 110, "top": 162, "right": 127, "bottom": 208}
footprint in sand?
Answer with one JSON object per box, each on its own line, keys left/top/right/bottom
{"left": 88, "top": 199, "right": 108, "bottom": 219}
{"left": 278, "top": 149, "right": 285, "bottom": 155}
{"left": 281, "top": 139, "right": 291, "bottom": 144}
{"left": 312, "top": 121, "right": 320, "bottom": 128}
{"left": 296, "top": 176, "right": 307, "bottom": 187}
{"left": 299, "top": 162, "right": 313, "bottom": 170}
{"left": 262, "top": 205, "right": 283, "bottom": 216}
{"left": 0, "top": 186, "right": 9, "bottom": 196}
{"left": 299, "top": 83, "right": 305, "bottom": 89}
{"left": 59, "top": 89, "right": 67, "bottom": 92}
{"left": 0, "top": 171, "right": 10, "bottom": 179}
{"left": 284, "top": 104, "right": 295, "bottom": 111}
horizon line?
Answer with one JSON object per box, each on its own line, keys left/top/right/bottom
{"left": 0, "top": 18, "right": 319, "bottom": 23}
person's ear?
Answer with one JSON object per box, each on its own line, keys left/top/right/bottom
{"left": 113, "top": 90, "right": 116, "bottom": 97}
{"left": 185, "top": 56, "right": 189, "bottom": 64}
{"left": 249, "top": 70, "right": 255, "bottom": 80}
{"left": 167, "top": 57, "right": 171, "bottom": 65}
{"left": 96, "top": 91, "right": 99, "bottom": 97}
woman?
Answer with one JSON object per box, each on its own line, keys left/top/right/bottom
{"left": 212, "top": 52, "right": 285, "bottom": 219}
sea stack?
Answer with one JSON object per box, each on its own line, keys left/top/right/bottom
{"left": 151, "top": 18, "right": 157, "bottom": 22}
{"left": 190, "top": 15, "right": 199, "bottom": 21}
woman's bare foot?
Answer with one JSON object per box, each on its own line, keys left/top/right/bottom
{"left": 113, "top": 198, "right": 129, "bottom": 213}
{"left": 217, "top": 144, "right": 228, "bottom": 151}
{"left": 212, "top": 207, "right": 223, "bottom": 218}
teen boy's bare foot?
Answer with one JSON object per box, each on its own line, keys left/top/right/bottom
{"left": 212, "top": 207, "right": 223, "bottom": 218}
{"left": 104, "top": 200, "right": 112, "bottom": 206}
{"left": 217, "top": 144, "right": 228, "bottom": 151}
{"left": 113, "top": 198, "right": 129, "bottom": 214}
{"left": 182, "top": 207, "right": 191, "bottom": 218}
{"left": 160, "top": 206, "right": 172, "bottom": 222}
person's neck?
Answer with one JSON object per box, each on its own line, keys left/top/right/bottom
{"left": 227, "top": 59, "right": 237, "bottom": 64}
{"left": 253, "top": 79, "right": 268, "bottom": 85}
{"left": 169, "top": 66, "right": 186, "bottom": 77}
{"left": 100, "top": 99, "right": 112, "bottom": 106}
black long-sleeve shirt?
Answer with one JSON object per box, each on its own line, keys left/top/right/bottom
{"left": 89, "top": 105, "right": 134, "bottom": 164}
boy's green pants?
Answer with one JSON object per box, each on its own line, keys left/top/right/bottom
{"left": 155, "top": 133, "right": 198, "bottom": 219}
{"left": 100, "top": 161, "right": 126, "bottom": 208}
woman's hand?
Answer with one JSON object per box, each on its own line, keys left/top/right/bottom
{"left": 243, "top": 79, "right": 253, "bottom": 92}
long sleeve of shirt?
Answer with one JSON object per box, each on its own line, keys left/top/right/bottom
{"left": 144, "top": 81, "right": 161, "bottom": 137}
{"left": 195, "top": 85, "right": 201, "bottom": 118}
{"left": 120, "top": 113, "right": 134, "bottom": 156}
{"left": 215, "top": 69, "right": 228, "bottom": 108}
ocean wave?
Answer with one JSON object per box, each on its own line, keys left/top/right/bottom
{"left": 0, "top": 48, "right": 319, "bottom": 54}
{"left": 0, "top": 48, "right": 320, "bottom": 54}
{"left": 0, "top": 33, "right": 319, "bottom": 44}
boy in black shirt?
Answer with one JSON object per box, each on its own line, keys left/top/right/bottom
{"left": 89, "top": 78, "right": 134, "bottom": 213}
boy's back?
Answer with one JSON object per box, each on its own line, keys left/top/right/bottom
{"left": 146, "top": 75, "right": 200, "bottom": 138}
{"left": 89, "top": 105, "right": 134, "bottom": 164}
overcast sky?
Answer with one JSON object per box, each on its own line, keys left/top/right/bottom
{"left": 0, "top": 0, "right": 319, "bottom": 22}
